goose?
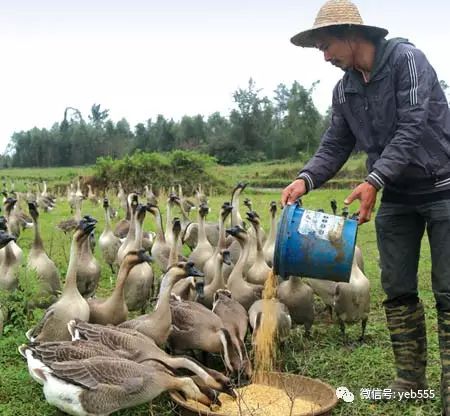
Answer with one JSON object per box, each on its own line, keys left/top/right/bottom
{"left": 0, "top": 215, "right": 22, "bottom": 263}
{"left": 0, "top": 231, "right": 20, "bottom": 291}
{"left": 304, "top": 277, "right": 337, "bottom": 322}
{"left": 4, "top": 196, "right": 21, "bottom": 238}
{"left": 98, "top": 198, "right": 121, "bottom": 275}
{"left": 144, "top": 184, "right": 157, "bottom": 205}
{"left": 212, "top": 289, "right": 252, "bottom": 379}
{"left": 230, "top": 182, "right": 247, "bottom": 228}
{"left": 57, "top": 193, "right": 82, "bottom": 234}
{"left": 167, "top": 218, "right": 185, "bottom": 269}
{"left": 123, "top": 204, "right": 154, "bottom": 312}
{"left": 76, "top": 215, "right": 101, "bottom": 298}
{"left": 188, "top": 203, "right": 214, "bottom": 271}
{"left": 68, "top": 319, "right": 235, "bottom": 397}
{"left": 88, "top": 249, "right": 152, "bottom": 325}
{"left": 249, "top": 298, "right": 292, "bottom": 345}
{"left": 146, "top": 203, "right": 171, "bottom": 271}
{"left": 178, "top": 184, "right": 196, "bottom": 214}
{"left": 202, "top": 202, "right": 234, "bottom": 285}
{"left": 199, "top": 250, "right": 231, "bottom": 309}
{"left": 113, "top": 192, "right": 136, "bottom": 239}
{"left": 26, "top": 218, "right": 95, "bottom": 342}
{"left": 263, "top": 201, "right": 278, "bottom": 267}
{"left": 225, "top": 225, "right": 263, "bottom": 310}
{"left": 245, "top": 211, "right": 271, "bottom": 285}
{"left": 277, "top": 276, "right": 315, "bottom": 336}
{"left": 118, "top": 261, "right": 203, "bottom": 347}
{"left": 333, "top": 257, "right": 370, "bottom": 343}
{"left": 87, "top": 184, "right": 99, "bottom": 205}
{"left": 37, "top": 181, "right": 56, "bottom": 212}
{"left": 67, "top": 183, "right": 77, "bottom": 213}
{"left": 21, "top": 348, "right": 212, "bottom": 415}
{"left": 164, "top": 193, "right": 180, "bottom": 249}
{"left": 117, "top": 181, "right": 128, "bottom": 213}
{"left": 12, "top": 192, "right": 34, "bottom": 231}
{"left": 168, "top": 297, "right": 243, "bottom": 375}
{"left": 27, "top": 202, "right": 61, "bottom": 303}
{"left": 116, "top": 193, "right": 139, "bottom": 263}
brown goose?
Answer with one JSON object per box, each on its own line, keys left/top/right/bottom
{"left": 245, "top": 211, "right": 271, "bottom": 285}
{"left": 202, "top": 202, "right": 233, "bottom": 285}
{"left": 146, "top": 203, "right": 170, "bottom": 271}
{"left": 212, "top": 289, "right": 252, "bottom": 379}
{"left": 21, "top": 347, "right": 212, "bottom": 415}
{"left": 199, "top": 250, "right": 231, "bottom": 309}
{"left": 0, "top": 230, "right": 20, "bottom": 291}
{"left": 118, "top": 261, "right": 203, "bottom": 346}
{"left": 168, "top": 296, "right": 243, "bottom": 374}
{"left": 188, "top": 203, "right": 214, "bottom": 271}
{"left": 76, "top": 215, "right": 101, "bottom": 298}
{"left": 26, "top": 218, "right": 95, "bottom": 342}
{"left": 122, "top": 204, "right": 154, "bottom": 312}
{"left": 27, "top": 202, "right": 61, "bottom": 303}
{"left": 88, "top": 249, "right": 153, "bottom": 325}
{"left": 98, "top": 198, "right": 121, "bottom": 274}
{"left": 225, "top": 225, "right": 263, "bottom": 310}
{"left": 68, "top": 319, "right": 235, "bottom": 397}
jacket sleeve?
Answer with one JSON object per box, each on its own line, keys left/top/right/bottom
{"left": 366, "top": 46, "right": 435, "bottom": 190}
{"left": 297, "top": 84, "right": 356, "bottom": 192}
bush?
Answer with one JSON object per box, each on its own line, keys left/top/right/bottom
{"left": 93, "top": 150, "right": 227, "bottom": 194}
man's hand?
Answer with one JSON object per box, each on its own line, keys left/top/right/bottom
{"left": 281, "top": 179, "right": 307, "bottom": 207}
{"left": 344, "top": 182, "right": 378, "bottom": 225}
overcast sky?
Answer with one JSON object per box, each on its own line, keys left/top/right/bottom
{"left": 1, "top": 0, "right": 449, "bottom": 154}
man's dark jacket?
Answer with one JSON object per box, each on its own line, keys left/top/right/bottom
{"left": 297, "top": 38, "right": 450, "bottom": 196}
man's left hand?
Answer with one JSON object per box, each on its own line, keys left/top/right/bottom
{"left": 344, "top": 182, "right": 378, "bottom": 225}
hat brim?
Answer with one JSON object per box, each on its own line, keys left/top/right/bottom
{"left": 291, "top": 24, "right": 388, "bottom": 48}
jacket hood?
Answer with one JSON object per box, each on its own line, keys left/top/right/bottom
{"left": 370, "top": 37, "right": 412, "bottom": 79}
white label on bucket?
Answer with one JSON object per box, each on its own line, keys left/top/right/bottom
{"left": 298, "top": 210, "right": 345, "bottom": 241}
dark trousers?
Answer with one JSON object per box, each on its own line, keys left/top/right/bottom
{"left": 375, "top": 199, "right": 450, "bottom": 311}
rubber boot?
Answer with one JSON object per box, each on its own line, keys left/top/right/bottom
{"left": 438, "top": 310, "right": 450, "bottom": 415}
{"left": 384, "top": 301, "right": 428, "bottom": 393}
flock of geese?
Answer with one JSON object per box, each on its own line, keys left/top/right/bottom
{"left": 0, "top": 179, "right": 371, "bottom": 415}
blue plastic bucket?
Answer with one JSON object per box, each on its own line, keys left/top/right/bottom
{"left": 273, "top": 204, "right": 358, "bottom": 282}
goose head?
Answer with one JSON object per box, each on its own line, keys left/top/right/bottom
{"left": 245, "top": 210, "right": 261, "bottom": 227}
{"left": 146, "top": 203, "right": 159, "bottom": 217}
{"left": 27, "top": 201, "right": 39, "bottom": 221}
{"left": 220, "top": 202, "right": 233, "bottom": 220}
{"left": 198, "top": 203, "right": 209, "bottom": 218}
{"left": 269, "top": 201, "right": 277, "bottom": 215}
{"left": 225, "top": 225, "right": 248, "bottom": 242}
{"left": 4, "top": 197, "right": 17, "bottom": 214}
{"left": 123, "top": 249, "right": 153, "bottom": 267}
{"left": 219, "top": 249, "right": 232, "bottom": 266}
{"left": 172, "top": 217, "right": 182, "bottom": 238}
{"left": 75, "top": 216, "right": 97, "bottom": 243}
{"left": 213, "top": 288, "right": 232, "bottom": 305}
{"left": 0, "top": 230, "right": 16, "bottom": 249}
{"left": 243, "top": 198, "right": 252, "bottom": 211}
{"left": 103, "top": 198, "right": 109, "bottom": 209}
{"left": 135, "top": 203, "right": 147, "bottom": 223}
{"left": 342, "top": 206, "right": 349, "bottom": 219}
{"left": 232, "top": 182, "right": 248, "bottom": 195}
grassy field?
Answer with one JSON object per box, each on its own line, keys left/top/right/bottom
{"left": 0, "top": 169, "right": 443, "bottom": 415}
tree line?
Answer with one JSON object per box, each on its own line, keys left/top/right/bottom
{"left": 4, "top": 79, "right": 330, "bottom": 168}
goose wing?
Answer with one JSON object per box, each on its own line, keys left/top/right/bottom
{"left": 49, "top": 356, "right": 146, "bottom": 393}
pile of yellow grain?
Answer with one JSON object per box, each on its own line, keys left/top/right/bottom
{"left": 253, "top": 270, "right": 279, "bottom": 374}
{"left": 185, "top": 383, "right": 321, "bottom": 416}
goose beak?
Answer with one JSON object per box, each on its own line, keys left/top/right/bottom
{"left": 185, "top": 262, "right": 204, "bottom": 278}
{"left": 194, "top": 278, "right": 205, "bottom": 298}
{"left": 222, "top": 251, "right": 231, "bottom": 266}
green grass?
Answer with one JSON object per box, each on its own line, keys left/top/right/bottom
{"left": 0, "top": 167, "right": 443, "bottom": 415}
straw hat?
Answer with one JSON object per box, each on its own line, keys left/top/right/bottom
{"left": 291, "top": 0, "right": 388, "bottom": 48}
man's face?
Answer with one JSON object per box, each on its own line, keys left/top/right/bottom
{"left": 315, "top": 35, "right": 354, "bottom": 70}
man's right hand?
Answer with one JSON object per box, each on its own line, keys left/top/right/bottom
{"left": 281, "top": 179, "right": 307, "bottom": 207}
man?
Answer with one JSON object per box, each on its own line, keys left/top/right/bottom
{"left": 282, "top": 0, "right": 450, "bottom": 413}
